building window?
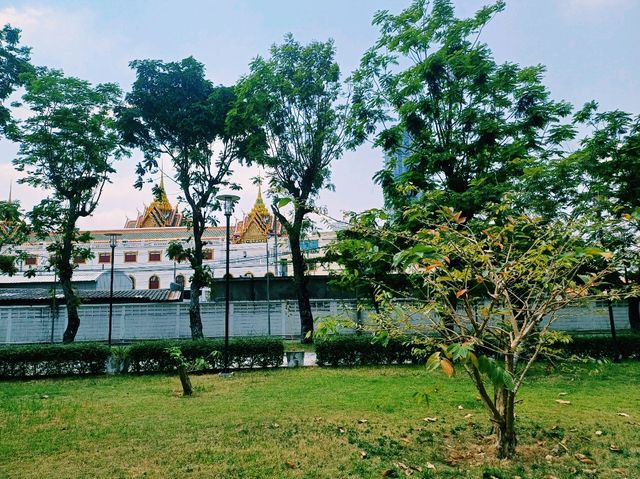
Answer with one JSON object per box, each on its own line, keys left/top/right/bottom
{"left": 148, "top": 251, "right": 162, "bottom": 262}
{"left": 74, "top": 256, "right": 86, "bottom": 265}
{"left": 203, "top": 249, "right": 213, "bottom": 260}
{"left": 149, "top": 275, "right": 160, "bottom": 290}
{"left": 300, "top": 239, "right": 319, "bottom": 252}
{"left": 129, "top": 275, "right": 136, "bottom": 289}
{"left": 175, "top": 274, "right": 185, "bottom": 288}
{"left": 98, "top": 252, "right": 111, "bottom": 264}
{"left": 24, "top": 255, "right": 38, "bottom": 266}
{"left": 124, "top": 252, "right": 138, "bottom": 263}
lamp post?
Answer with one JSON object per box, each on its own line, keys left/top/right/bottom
{"left": 262, "top": 214, "right": 272, "bottom": 336}
{"left": 217, "top": 194, "right": 239, "bottom": 375}
{"left": 273, "top": 215, "right": 279, "bottom": 276}
{"left": 107, "top": 233, "right": 121, "bottom": 346}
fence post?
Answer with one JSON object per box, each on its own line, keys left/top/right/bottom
{"left": 120, "top": 305, "right": 126, "bottom": 342}
{"left": 6, "top": 309, "right": 12, "bottom": 344}
{"left": 175, "top": 303, "right": 181, "bottom": 338}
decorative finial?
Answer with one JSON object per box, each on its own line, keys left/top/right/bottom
{"left": 8, "top": 180, "right": 12, "bottom": 204}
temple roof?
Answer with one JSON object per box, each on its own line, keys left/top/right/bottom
{"left": 234, "top": 186, "right": 273, "bottom": 244}
{"left": 125, "top": 174, "right": 183, "bottom": 228}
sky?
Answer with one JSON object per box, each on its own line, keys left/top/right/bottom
{"left": 0, "top": 0, "right": 639, "bottom": 230}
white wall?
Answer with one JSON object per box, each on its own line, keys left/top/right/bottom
{"left": 0, "top": 300, "right": 631, "bottom": 345}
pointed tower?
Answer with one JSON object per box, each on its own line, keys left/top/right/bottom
{"left": 124, "top": 172, "right": 184, "bottom": 228}
{"left": 235, "top": 186, "right": 272, "bottom": 244}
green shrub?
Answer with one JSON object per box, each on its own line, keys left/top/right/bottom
{"left": 562, "top": 333, "right": 640, "bottom": 359}
{"left": 315, "top": 335, "right": 427, "bottom": 367}
{"left": 127, "top": 337, "right": 284, "bottom": 373}
{"left": 0, "top": 342, "right": 111, "bottom": 378}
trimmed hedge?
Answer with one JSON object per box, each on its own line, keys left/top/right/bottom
{"left": 0, "top": 342, "right": 111, "bottom": 378}
{"left": 315, "top": 335, "right": 427, "bottom": 367}
{"left": 563, "top": 333, "right": 640, "bottom": 359}
{"left": 127, "top": 337, "right": 285, "bottom": 373}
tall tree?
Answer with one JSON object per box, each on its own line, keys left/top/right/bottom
{"left": 350, "top": 0, "right": 574, "bottom": 222}
{"left": 0, "top": 24, "right": 32, "bottom": 136}
{"left": 234, "top": 35, "right": 359, "bottom": 341}
{"left": 118, "top": 57, "right": 262, "bottom": 339}
{"left": 12, "top": 69, "right": 126, "bottom": 342}
{"left": 568, "top": 104, "right": 640, "bottom": 329}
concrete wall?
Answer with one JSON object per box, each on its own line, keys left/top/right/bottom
{"left": 0, "top": 300, "right": 631, "bottom": 345}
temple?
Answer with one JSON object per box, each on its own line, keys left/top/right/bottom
{"left": 233, "top": 186, "right": 274, "bottom": 244}
{"left": 124, "top": 176, "right": 183, "bottom": 228}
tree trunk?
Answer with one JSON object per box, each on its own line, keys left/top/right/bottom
{"left": 188, "top": 212, "right": 205, "bottom": 340}
{"left": 494, "top": 387, "right": 517, "bottom": 459}
{"left": 60, "top": 228, "right": 80, "bottom": 343}
{"left": 289, "top": 229, "right": 314, "bottom": 343}
{"left": 628, "top": 296, "right": 640, "bottom": 331}
{"left": 178, "top": 365, "right": 193, "bottom": 396}
{"left": 189, "top": 281, "right": 204, "bottom": 339}
{"left": 61, "top": 275, "right": 80, "bottom": 343}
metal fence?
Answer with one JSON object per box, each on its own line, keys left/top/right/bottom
{"left": 0, "top": 299, "right": 631, "bottom": 345}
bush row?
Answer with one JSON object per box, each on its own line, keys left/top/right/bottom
{"left": 0, "top": 337, "right": 285, "bottom": 378}
{"left": 126, "top": 337, "right": 285, "bottom": 373}
{"left": 314, "top": 332, "right": 640, "bottom": 367}
{"left": 563, "top": 333, "right": 640, "bottom": 359}
{"left": 315, "top": 334, "right": 428, "bottom": 367}
{"left": 0, "top": 342, "right": 111, "bottom": 378}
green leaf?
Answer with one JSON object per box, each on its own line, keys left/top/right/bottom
{"left": 277, "top": 197, "right": 292, "bottom": 208}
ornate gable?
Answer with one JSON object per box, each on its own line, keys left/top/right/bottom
{"left": 234, "top": 187, "right": 272, "bottom": 244}
{"left": 125, "top": 175, "right": 183, "bottom": 229}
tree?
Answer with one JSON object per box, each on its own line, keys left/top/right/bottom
{"left": 350, "top": 0, "right": 574, "bottom": 223}
{"left": 321, "top": 206, "right": 614, "bottom": 459}
{"left": 568, "top": 104, "right": 640, "bottom": 330}
{"left": 0, "top": 199, "right": 30, "bottom": 275}
{"left": 119, "top": 57, "right": 262, "bottom": 339}
{"left": 234, "top": 35, "right": 359, "bottom": 341}
{"left": 12, "top": 70, "right": 126, "bottom": 342}
{"left": 0, "top": 24, "right": 32, "bottom": 136}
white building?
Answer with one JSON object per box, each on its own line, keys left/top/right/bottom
{"left": 10, "top": 182, "right": 337, "bottom": 291}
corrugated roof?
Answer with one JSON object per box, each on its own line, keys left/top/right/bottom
{"left": 0, "top": 288, "right": 182, "bottom": 305}
{"left": 0, "top": 272, "right": 106, "bottom": 285}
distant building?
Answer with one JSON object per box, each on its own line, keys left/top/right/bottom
{"left": 6, "top": 182, "right": 337, "bottom": 291}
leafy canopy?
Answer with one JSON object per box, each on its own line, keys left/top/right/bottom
{"left": 351, "top": 0, "right": 574, "bottom": 219}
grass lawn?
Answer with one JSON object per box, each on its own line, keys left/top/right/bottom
{"left": 1, "top": 362, "right": 638, "bottom": 479}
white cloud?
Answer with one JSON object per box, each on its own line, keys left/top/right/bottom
{"left": 0, "top": 5, "right": 130, "bottom": 84}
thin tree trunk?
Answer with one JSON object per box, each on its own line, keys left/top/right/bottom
{"left": 189, "top": 281, "right": 204, "bottom": 339}
{"left": 178, "top": 365, "right": 193, "bottom": 396}
{"left": 289, "top": 230, "right": 314, "bottom": 342}
{"left": 61, "top": 276, "right": 80, "bottom": 343}
{"left": 60, "top": 226, "right": 80, "bottom": 343}
{"left": 188, "top": 212, "right": 205, "bottom": 340}
{"left": 628, "top": 296, "right": 640, "bottom": 331}
{"left": 494, "top": 387, "right": 517, "bottom": 459}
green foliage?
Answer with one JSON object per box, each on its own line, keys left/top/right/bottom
{"left": 120, "top": 56, "right": 264, "bottom": 338}
{"left": 0, "top": 200, "right": 30, "bottom": 275}
{"left": 314, "top": 335, "right": 426, "bottom": 367}
{"left": 127, "top": 337, "right": 284, "bottom": 373}
{"left": 0, "top": 24, "right": 32, "bottom": 136}
{"left": 351, "top": 0, "right": 574, "bottom": 220}
{"left": 234, "top": 34, "right": 362, "bottom": 339}
{"left": 10, "top": 69, "right": 127, "bottom": 342}
{"left": 561, "top": 333, "right": 640, "bottom": 360}
{"left": 0, "top": 342, "right": 110, "bottom": 378}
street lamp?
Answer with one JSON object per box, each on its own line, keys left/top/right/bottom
{"left": 107, "top": 233, "right": 121, "bottom": 346}
{"left": 217, "top": 193, "right": 239, "bottom": 374}
{"left": 262, "top": 214, "right": 272, "bottom": 336}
